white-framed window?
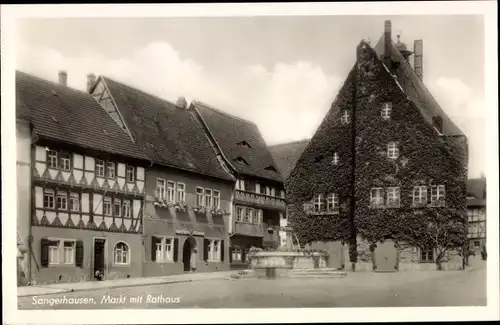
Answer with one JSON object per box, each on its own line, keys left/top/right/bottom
{"left": 205, "top": 189, "right": 213, "bottom": 209}
{"left": 107, "top": 161, "right": 116, "bottom": 179}
{"left": 176, "top": 183, "right": 185, "bottom": 203}
{"left": 420, "top": 247, "right": 434, "bottom": 263}
{"left": 63, "top": 241, "right": 75, "bottom": 264}
{"left": 208, "top": 239, "right": 221, "bottom": 261}
{"left": 386, "top": 187, "right": 401, "bottom": 206}
{"left": 126, "top": 166, "right": 135, "bottom": 182}
{"left": 381, "top": 102, "right": 392, "bottom": 119}
{"left": 236, "top": 179, "right": 245, "bottom": 191}
{"left": 255, "top": 183, "right": 261, "bottom": 194}
{"left": 255, "top": 209, "right": 262, "bottom": 224}
{"left": 236, "top": 206, "right": 243, "bottom": 222}
{"left": 103, "top": 197, "right": 112, "bottom": 216}
{"left": 231, "top": 247, "right": 242, "bottom": 262}
{"left": 60, "top": 152, "right": 71, "bottom": 170}
{"left": 123, "top": 200, "right": 131, "bottom": 218}
{"left": 341, "top": 110, "right": 350, "bottom": 124}
{"left": 44, "top": 189, "right": 55, "bottom": 209}
{"left": 156, "top": 178, "right": 166, "bottom": 200}
{"left": 69, "top": 193, "right": 80, "bottom": 212}
{"left": 57, "top": 191, "right": 68, "bottom": 210}
{"left": 113, "top": 242, "right": 129, "bottom": 265}
{"left": 113, "top": 198, "right": 121, "bottom": 217}
{"left": 167, "top": 181, "right": 176, "bottom": 203}
{"left": 96, "top": 159, "right": 105, "bottom": 177}
{"left": 196, "top": 187, "right": 204, "bottom": 206}
{"left": 431, "top": 185, "right": 446, "bottom": 203}
{"left": 332, "top": 152, "right": 339, "bottom": 165}
{"left": 213, "top": 190, "right": 220, "bottom": 209}
{"left": 370, "top": 188, "right": 384, "bottom": 207}
{"left": 413, "top": 186, "right": 428, "bottom": 206}
{"left": 48, "top": 150, "right": 58, "bottom": 168}
{"left": 387, "top": 142, "right": 399, "bottom": 159}
{"left": 327, "top": 193, "right": 339, "bottom": 211}
{"left": 49, "top": 241, "right": 59, "bottom": 265}
{"left": 314, "top": 194, "right": 325, "bottom": 212}
{"left": 155, "top": 237, "right": 173, "bottom": 262}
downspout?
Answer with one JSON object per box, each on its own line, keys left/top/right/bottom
{"left": 28, "top": 132, "right": 39, "bottom": 284}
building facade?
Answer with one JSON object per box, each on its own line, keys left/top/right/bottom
{"left": 16, "top": 71, "right": 149, "bottom": 284}
{"left": 191, "top": 101, "right": 286, "bottom": 268}
{"left": 89, "top": 77, "right": 234, "bottom": 276}
{"left": 285, "top": 21, "right": 468, "bottom": 271}
{"left": 467, "top": 177, "right": 486, "bottom": 253}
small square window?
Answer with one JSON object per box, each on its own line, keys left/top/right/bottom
{"left": 96, "top": 159, "right": 105, "bottom": 177}
{"left": 48, "top": 150, "right": 58, "bottom": 168}
{"left": 126, "top": 166, "right": 135, "bottom": 182}
{"left": 332, "top": 152, "right": 339, "bottom": 165}
{"left": 340, "top": 110, "right": 350, "bottom": 124}
{"left": 69, "top": 193, "right": 80, "bottom": 212}
{"left": 60, "top": 152, "right": 71, "bottom": 170}
{"left": 387, "top": 142, "right": 399, "bottom": 159}
{"left": 381, "top": 102, "right": 392, "bottom": 119}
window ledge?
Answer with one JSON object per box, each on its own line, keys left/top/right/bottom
{"left": 309, "top": 211, "right": 340, "bottom": 216}
{"left": 113, "top": 263, "right": 130, "bottom": 267}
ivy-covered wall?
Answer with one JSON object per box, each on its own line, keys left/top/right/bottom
{"left": 286, "top": 40, "right": 468, "bottom": 255}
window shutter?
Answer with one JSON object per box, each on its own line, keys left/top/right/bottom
{"left": 229, "top": 247, "right": 233, "bottom": 263}
{"left": 221, "top": 240, "right": 225, "bottom": 262}
{"left": 203, "top": 239, "right": 210, "bottom": 261}
{"left": 40, "top": 238, "right": 49, "bottom": 267}
{"left": 75, "top": 240, "right": 84, "bottom": 268}
{"left": 173, "top": 238, "right": 179, "bottom": 262}
{"left": 151, "top": 237, "right": 158, "bottom": 262}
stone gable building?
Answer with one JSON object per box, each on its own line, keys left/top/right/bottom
{"left": 285, "top": 21, "right": 468, "bottom": 271}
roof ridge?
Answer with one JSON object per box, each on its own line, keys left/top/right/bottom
{"left": 101, "top": 76, "right": 185, "bottom": 111}
{"left": 16, "top": 70, "right": 93, "bottom": 97}
{"left": 192, "top": 100, "right": 257, "bottom": 126}
{"left": 268, "top": 138, "right": 311, "bottom": 148}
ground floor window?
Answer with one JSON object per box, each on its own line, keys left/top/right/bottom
{"left": 420, "top": 247, "right": 434, "bottom": 263}
{"left": 231, "top": 247, "right": 242, "bottom": 262}
{"left": 113, "top": 242, "right": 129, "bottom": 265}
{"left": 474, "top": 240, "right": 481, "bottom": 248}
{"left": 42, "top": 239, "right": 77, "bottom": 266}
{"left": 63, "top": 241, "right": 75, "bottom": 264}
{"left": 208, "top": 239, "right": 221, "bottom": 261}
{"left": 153, "top": 237, "right": 173, "bottom": 262}
{"left": 49, "top": 241, "right": 59, "bottom": 264}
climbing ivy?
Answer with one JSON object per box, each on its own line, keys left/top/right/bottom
{"left": 286, "top": 40, "right": 468, "bottom": 258}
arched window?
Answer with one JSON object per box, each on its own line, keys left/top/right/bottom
{"left": 113, "top": 242, "right": 129, "bottom": 265}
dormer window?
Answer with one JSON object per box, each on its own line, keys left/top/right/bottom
{"left": 340, "top": 110, "right": 350, "bottom": 124}
{"left": 387, "top": 142, "right": 399, "bottom": 159}
{"left": 237, "top": 141, "right": 252, "bottom": 148}
{"left": 332, "top": 152, "right": 339, "bottom": 165}
{"left": 235, "top": 157, "right": 249, "bottom": 165}
{"left": 381, "top": 102, "right": 392, "bottom": 119}
{"left": 264, "top": 165, "right": 277, "bottom": 172}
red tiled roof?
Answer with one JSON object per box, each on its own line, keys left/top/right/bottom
{"left": 100, "top": 77, "right": 233, "bottom": 181}
{"left": 192, "top": 101, "right": 283, "bottom": 183}
{"left": 373, "top": 36, "right": 464, "bottom": 136}
{"left": 268, "top": 139, "right": 310, "bottom": 180}
{"left": 16, "top": 71, "right": 148, "bottom": 161}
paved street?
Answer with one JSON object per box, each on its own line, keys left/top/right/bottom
{"left": 19, "top": 267, "right": 486, "bottom": 309}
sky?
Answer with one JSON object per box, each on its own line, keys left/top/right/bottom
{"left": 15, "top": 15, "right": 486, "bottom": 178}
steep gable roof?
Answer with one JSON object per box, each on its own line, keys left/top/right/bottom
{"left": 268, "top": 139, "right": 310, "bottom": 180}
{"left": 16, "top": 71, "right": 148, "bottom": 161}
{"left": 192, "top": 101, "right": 283, "bottom": 183}
{"left": 373, "top": 36, "right": 464, "bottom": 136}
{"left": 99, "top": 77, "right": 233, "bottom": 181}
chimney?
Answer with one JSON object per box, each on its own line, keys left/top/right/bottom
{"left": 176, "top": 96, "right": 188, "bottom": 109}
{"left": 58, "top": 71, "right": 67, "bottom": 86}
{"left": 384, "top": 20, "right": 392, "bottom": 70}
{"left": 87, "top": 73, "right": 96, "bottom": 93}
{"left": 414, "top": 39, "right": 423, "bottom": 81}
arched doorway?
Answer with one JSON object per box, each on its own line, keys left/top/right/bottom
{"left": 183, "top": 237, "right": 197, "bottom": 272}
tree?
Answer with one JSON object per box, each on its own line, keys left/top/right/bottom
{"left": 421, "top": 209, "right": 467, "bottom": 270}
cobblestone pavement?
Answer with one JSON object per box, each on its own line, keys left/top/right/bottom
{"left": 19, "top": 267, "right": 486, "bottom": 309}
